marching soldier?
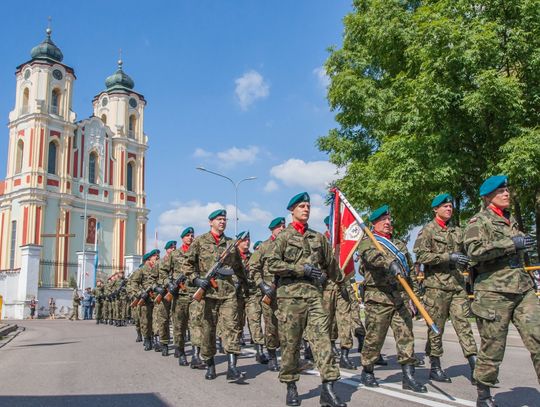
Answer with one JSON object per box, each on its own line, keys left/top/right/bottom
{"left": 249, "top": 216, "right": 286, "bottom": 372}
{"left": 103, "top": 275, "right": 113, "bottom": 324}
{"left": 185, "top": 209, "right": 247, "bottom": 382}
{"left": 128, "top": 264, "right": 144, "bottom": 342}
{"left": 266, "top": 192, "right": 346, "bottom": 407}
{"left": 92, "top": 279, "right": 105, "bottom": 324}
{"left": 464, "top": 175, "right": 540, "bottom": 407}
{"left": 359, "top": 205, "right": 426, "bottom": 393}
{"left": 153, "top": 241, "right": 176, "bottom": 356}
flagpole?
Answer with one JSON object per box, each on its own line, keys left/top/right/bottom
{"left": 80, "top": 167, "right": 88, "bottom": 290}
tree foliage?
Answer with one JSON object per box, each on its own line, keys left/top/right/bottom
{"left": 320, "top": 0, "right": 540, "bottom": 236}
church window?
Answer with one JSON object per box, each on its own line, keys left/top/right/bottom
{"left": 16, "top": 139, "right": 24, "bottom": 174}
{"left": 47, "top": 141, "right": 57, "bottom": 175}
{"left": 128, "top": 115, "right": 136, "bottom": 138}
{"left": 127, "top": 162, "right": 134, "bottom": 192}
{"left": 51, "top": 88, "right": 60, "bottom": 114}
{"left": 89, "top": 152, "right": 98, "bottom": 184}
{"left": 10, "top": 221, "right": 16, "bottom": 269}
{"left": 22, "top": 88, "right": 29, "bottom": 115}
{"left": 101, "top": 114, "right": 107, "bottom": 125}
{"left": 72, "top": 129, "right": 78, "bottom": 149}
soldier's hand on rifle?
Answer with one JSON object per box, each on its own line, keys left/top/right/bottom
{"left": 167, "top": 282, "right": 177, "bottom": 293}
{"left": 512, "top": 235, "right": 535, "bottom": 251}
{"left": 258, "top": 282, "right": 275, "bottom": 297}
{"left": 193, "top": 277, "right": 210, "bottom": 290}
{"left": 303, "top": 264, "right": 323, "bottom": 282}
{"left": 389, "top": 260, "right": 406, "bottom": 278}
{"left": 449, "top": 252, "right": 471, "bottom": 267}
{"left": 140, "top": 290, "right": 149, "bottom": 300}
{"left": 154, "top": 285, "right": 166, "bottom": 297}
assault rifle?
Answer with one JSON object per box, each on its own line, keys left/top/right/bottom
{"left": 133, "top": 286, "right": 154, "bottom": 307}
{"left": 163, "top": 274, "right": 187, "bottom": 303}
{"left": 261, "top": 276, "right": 278, "bottom": 306}
{"left": 193, "top": 231, "right": 247, "bottom": 302}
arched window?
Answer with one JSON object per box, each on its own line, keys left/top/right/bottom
{"left": 128, "top": 115, "right": 136, "bottom": 138}
{"left": 127, "top": 162, "right": 134, "bottom": 192}
{"left": 16, "top": 140, "right": 24, "bottom": 174}
{"left": 22, "top": 88, "right": 29, "bottom": 114}
{"left": 51, "top": 89, "right": 60, "bottom": 114}
{"left": 47, "top": 141, "right": 57, "bottom": 174}
{"left": 101, "top": 114, "right": 107, "bottom": 124}
{"left": 89, "top": 152, "right": 98, "bottom": 184}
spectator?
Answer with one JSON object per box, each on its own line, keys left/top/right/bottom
{"left": 48, "top": 297, "right": 56, "bottom": 320}
{"left": 29, "top": 296, "right": 37, "bottom": 319}
{"left": 82, "top": 287, "right": 94, "bottom": 320}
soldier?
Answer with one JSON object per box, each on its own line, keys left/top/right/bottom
{"left": 69, "top": 288, "right": 81, "bottom": 320}
{"left": 464, "top": 175, "right": 540, "bottom": 407}
{"left": 346, "top": 279, "right": 366, "bottom": 355}
{"left": 92, "top": 279, "right": 105, "bottom": 324}
{"left": 153, "top": 241, "right": 176, "bottom": 356}
{"left": 127, "top": 249, "right": 160, "bottom": 351}
{"left": 413, "top": 193, "right": 478, "bottom": 383}
{"left": 266, "top": 192, "right": 346, "bottom": 407}
{"left": 359, "top": 205, "right": 426, "bottom": 393}
{"left": 250, "top": 216, "right": 287, "bottom": 372}
{"left": 102, "top": 276, "right": 112, "bottom": 324}
{"left": 185, "top": 209, "right": 247, "bottom": 382}
{"left": 128, "top": 264, "right": 144, "bottom": 342}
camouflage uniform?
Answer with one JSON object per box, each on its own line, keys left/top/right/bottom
{"left": 321, "top": 280, "right": 353, "bottom": 350}
{"left": 464, "top": 207, "right": 540, "bottom": 386}
{"left": 359, "top": 235, "right": 416, "bottom": 367}
{"left": 127, "top": 269, "right": 142, "bottom": 338}
{"left": 69, "top": 289, "right": 81, "bottom": 320}
{"left": 240, "top": 251, "right": 265, "bottom": 346}
{"left": 153, "top": 257, "right": 171, "bottom": 344}
{"left": 185, "top": 232, "right": 246, "bottom": 360}
{"left": 103, "top": 279, "right": 113, "bottom": 322}
{"left": 347, "top": 281, "right": 366, "bottom": 338}
{"left": 414, "top": 219, "right": 477, "bottom": 359}
{"left": 266, "top": 224, "right": 343, "bottom": 383}
{"left": 127, "top": 262, "right": 159, "bottom": 339}
{"left": 92, "top": 285, "right": 104, "bottom": 322}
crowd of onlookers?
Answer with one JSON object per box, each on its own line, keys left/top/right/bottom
{"left": 26, "top": 287, "right": 96, "bottom": 320}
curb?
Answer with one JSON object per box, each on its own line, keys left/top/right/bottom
{"left": 0, "top": 324, "right": 18, "bottom": 337}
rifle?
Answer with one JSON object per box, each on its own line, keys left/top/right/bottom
{"left": 193, "top": 232, "right": 246, "bottom": 302}
{"left": 136, "top": 286, "right": 154, "bottom": 306}
{"left": 153, "top": 285, "right": 167, "bottom": 304}
{"left": 164, "top": 274, "right": 187, "bottom": 303}
{"left": 262, "top": 276, "right": 278, "bottom": 306}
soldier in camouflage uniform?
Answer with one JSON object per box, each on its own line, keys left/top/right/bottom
{"left": 104, "top": 275, "right": 115, "bottom": 324}
{"left": 112, "top": 271, "right": 128, "bottom": 327}
{"left": 185, "top": 209, "right": 248, "bottom": 382}
{"left": 414, "top": 193, "right": 478, "bottom": 383}
{"left": 69, "top": 288, "right": 82, "bottom": 320}
{"left": 464, "top": 175, "right": 540, "bottom": 407}
{"left": 127, "top": 249, "right": 160, "bottom": 351}
{"left": 266, "top": 192, "right": 346, "bottom": 407}
{"left": 359, "top": 205, "right": 427, "bottom": 393}
{"left": 152, "top": 242, "right": 175, "bottom": 356}
{"left": 128, "top": 265, "right": 143, "bottom": 342}
{"left": 347, "top": 279, "right": 366, "bottom": 354}
{"left": 92, "top": 279, "right": 105, "bottom": 324}
{"left": 249, "top": 217, "right": 286, "bottom": 372}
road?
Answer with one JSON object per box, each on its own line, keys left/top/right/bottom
{"left": 0, "top": 319, "right": 537, "bottom": 407}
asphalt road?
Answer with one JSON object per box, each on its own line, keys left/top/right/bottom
{"left": 0, "top": 319, "right": 537, "bottom": 407}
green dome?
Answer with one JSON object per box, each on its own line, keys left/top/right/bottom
{"left": 30, "top": 28, "right": 63, "bottom": 62}
{"left": 105, "top": 60, "right": 135, "bottom": 90}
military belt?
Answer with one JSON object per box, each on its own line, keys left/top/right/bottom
{"left": 478, "top": 255, "right": 522, "bottom": 273}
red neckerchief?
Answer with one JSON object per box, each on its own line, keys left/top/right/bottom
{"left": 239, "top": 251, "right": 248, "bottom": 260}
{"left": 210, "top": 231, "right": 221, "bottom": 245}
{"left": 435, "top": 216, "right": 448, "bottom": 230}
{"left": 270, "top": 235, "right": 276, "bottom": 241}
{"left": 489, "top": 204, "right": 510, "bottom": 225}
{"left": 324, "top": 230, "right": 331, "bottom": 240}
{"left": 373, "top": 230, "right": 392, "bottom": 239}
{"left": 291, "top": 221, "right": 307, "bottom": 235}
{"left": 181, "top": 244, "right": 190, "bottom": 253}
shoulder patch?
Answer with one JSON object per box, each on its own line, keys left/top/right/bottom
{"left": 468, "top": 217, "right": 477, "bottom": 224}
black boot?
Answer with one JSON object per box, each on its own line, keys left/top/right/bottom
{"left": 205, "top": 357, "right": 216, "bottom": 380}
{"left": 361, "top": 365, "right": 379, "bottom": 387}
{"left": 286, "top": 382, "right": 300, "bottom": 406}
{"left": 135, "top": 331, "right": 143, "bottom": 343}
{"left": 114, "top": 320, "right": 118, "bottom": 327}
{"left": 331, "top": 341, "right": 341, "bottom": 358}
{"left": 178, "top": 348, "right": 189, "bottom": 366}
{"left": 354, "top": 329, "right": 365, "bottom": 354}
{"left": 320, "top": 381, "right": 347, "bottom": 407}
{"left": 429, "top": 356, "right": 451, "bottom": 382}
{"left": 374, "top": 354, "right": 387, "bottom": 366}
{"left": 154, "top": 336, "right": 162, "bottom": 352}
{"left": 109, "top": 319, "right": 113, "bottom": 325}
{"left": 217, "top": 337, "right": 225, "bottom": 354}
{"left": 190, "top": 346, "right": 206, "bottom": 369}
{"left": 268, "top": 348, "right": 280, "bottom": 372}
{"left": 339, "top": 348, "right": 357, "bottom": 370}
{"left": 476, "top": 383, "right": 497, "bottom": 407}
{"left": 226, "top": 353, "right": 245, "bottom": 382}
{"left": 96, "top": 319, "right": 100, "bottom": 325}
{"left": 255, "top": 344, "right": 269, "bottom": 364}
{"left": 402, "top": 364, "right": 427, "bottom": 393}
{"left": 174, "top": 347, "right": 180, "bottom": 358}
{"left": 161, "top": 343, "right": 168, "bottom": 357}
{"left": 468, "top": 355, "right": 477, "bottom": 385}
{"left": 143, "top": 337, "right": 153, "bottom": 351}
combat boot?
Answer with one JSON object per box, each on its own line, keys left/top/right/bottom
{"left": 226, "top": 353, "right": 245, "bottom": 382}
{"left": 143, "top": 337, "right": 153, "bottom": 351}
{"left": 429, "top": 356, "right": 451, "bottom": 382}
{"left": 161, "top": 343, "right": 168, "bottom": 357}
{"left": 174, "top": 347, "right": 180, "bottom": 358}
{"left": 154, "top": 336, "right": 162, "bottom": 352}
{"left": 331, "top": 341, "right": 341, "bottom": 358}
{"left": 402, "top": 364, "right": 427, "bottom": 393}
{"left": 178, "top": 348, "right": 189, "bottom": 366}
{"left": 109, "top": 319, "right": 114, "bottom": 325}
{"left": 135, "top": 331, "right": 143, "bottom": 343}
{"left": 339, "top": 348, "right": 357, "bottom": 370}
{"left": 468, "top": 355, "right": 477, "bottom": 385}
{"left": 360, "top": 365, "right": 378, "bottom": 387}
{"left": 96, "top": 319, "right": 100, "bottom": 325}
{"left": 285, "top": 382, "right": 300, "bottom": 406}
{"left": 476, "top": 383, "right": 497, "bottom": 407}
{"left": 205, "top": 357, "right": 216, "bottom": 380}
{"left": 217, "top": 337, "right": 225, "bottom": 354}
{"left": 267, "top": 348, "right": 280, "bottom": 372}
{"left": 255, "top": 344, "right": 269, "bottom": 364}
{"left": 374, "top": 354, "right": 387, "bottom": 366}
{"left": 320, "top": 380, "right": 347, "bottom": 407}
{"left": 354, "top": 329, "right": 365, "bottom": 354}
{"left": 190, "top": 346, "right": 206, "bottom": 369}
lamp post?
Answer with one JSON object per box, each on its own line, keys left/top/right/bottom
{"left": 196, "top": 167, "right": 257, "bottom": 236}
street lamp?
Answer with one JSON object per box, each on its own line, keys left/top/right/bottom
{"left": 196, "top": 166, "right": 257, "bottom": 236}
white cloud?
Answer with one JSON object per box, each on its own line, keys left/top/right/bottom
{"left": 235, "top": 70, "right": 270, "bottom": 110}
{"left": 313, "top": 66, "right": 330, "bottom": 89}
{"left": 269, "top": 159, "right": 344, "bottom": 190}
{"left": 193, "top": 145, "right": 260, "bottom": 169}
{"left": 264, "top": 180, "right": 278, "bottom": 192}
{"left": 193, "top": 148, "right": 212, "bottom": 158}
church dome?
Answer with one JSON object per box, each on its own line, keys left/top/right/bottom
{"left": 30, "top": 28, "right": 64, "bottom": 62}
{"left": 105, "top": 60, "right": 135, "bottom": 90}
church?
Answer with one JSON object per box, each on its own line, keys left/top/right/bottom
{"left": 0, "top": 27, "right": 149, "bottom": 319}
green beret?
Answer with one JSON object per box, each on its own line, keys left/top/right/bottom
{"left": 268, "top": 217, "right": 285, "bottom": 230}
{"left": 368, "top": 205, "right": 390, "bottom": 223}
{"left": 181, "top": 227, "right": 194, "bottom": 238}
{"left": 164, "top": 240, "right": 177, "bottom": 250}
{"left": 480, "top": 175, "right": 508, "bottom": 197}
{"left": 287, "top": 192, "right": 310, "bottom": 211}
{"left": 236, "top": 231, "right": 250, "bottom": 240}
{"left": 253, "top": 240, "right": 263, "bottom": 250}
{"left": 209, "top": 209, "right": 227, "bottom": 220}
{"left": 142, "top": 249, "right": 159, "bottom": 262}
{"left": 431, "top": 193, "right": 453, "bottom": 208}
{"left": 324, "top": 216, "right": 330, "bottom": 225}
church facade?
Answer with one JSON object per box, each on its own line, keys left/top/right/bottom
{"left": 0, "top": 28, "right": 149, "bottom": 319}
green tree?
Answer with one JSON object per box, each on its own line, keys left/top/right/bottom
{"left": 320, "top": 0, "right": 540, "bottom": 246}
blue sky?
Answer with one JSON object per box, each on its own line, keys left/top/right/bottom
{"left": 0, "top": 0, "right": 353, "bottom": 250}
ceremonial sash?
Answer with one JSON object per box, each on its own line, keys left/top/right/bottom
{"left": 373, "top": 234, "right": 410, "bottom": 275}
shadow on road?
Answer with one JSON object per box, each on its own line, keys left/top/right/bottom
{"left": 16, "top": 341, "right": 79, "bottom": 347}
{"left": 495, "top": 386, "right": 540, "bottom": 407}
{"left": 0, "top": 393, "right": 172, "bottom": 407}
